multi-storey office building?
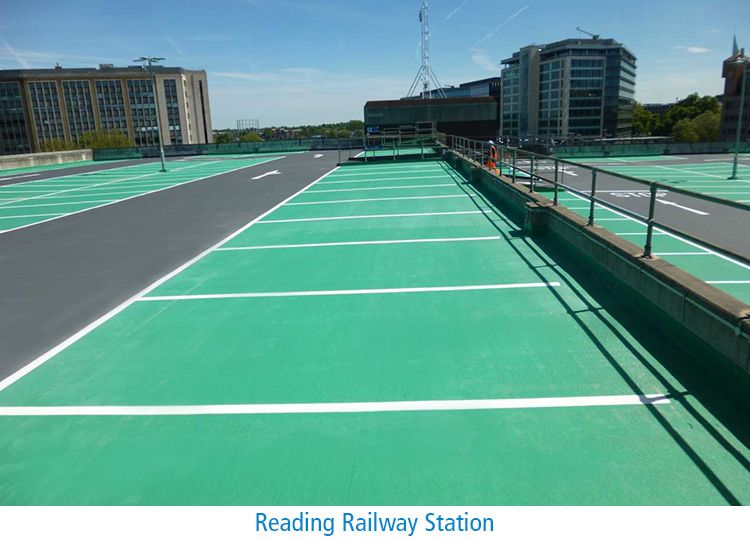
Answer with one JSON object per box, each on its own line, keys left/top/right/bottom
{"left": 0, "top": 65, "right": 213, "bottom": 155}
{"left": 500, "top": 38, "right": 636, "bottom": 140}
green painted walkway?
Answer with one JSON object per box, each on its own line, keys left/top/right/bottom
{"left": 0, "top": 156, "right": 281, "bottom": 233}
{"left": 0, "top": 160, "right": 748, "bottom": 505}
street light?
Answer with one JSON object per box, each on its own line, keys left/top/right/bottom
{"left": 133, "top": 56, "right": 167, "bottom": 172}
{"left": 729, "top": 54, "right": 749, "bottom": 180}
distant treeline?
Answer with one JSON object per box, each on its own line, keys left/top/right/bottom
{"left": 213, "top": 120, "right": 365, "bottom": 143}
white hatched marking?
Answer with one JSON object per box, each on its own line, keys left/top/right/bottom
{"left": 140, "top": 282, "right": 562, "bottom": 302}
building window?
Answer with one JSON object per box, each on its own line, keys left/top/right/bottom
{"left": 28, "top": 81, "right": 65, "bottom": 145}
{"left": 0, "top": 81, "right": 31, "bottom": 154}
{"left": 126, "top": 79, "right": 160, "bottom": 146}
{"left": 62, "top": 80, "right": 96, "bottom": 145}
{"left": 163, "top": 79, "right": 182, "bottom": 144}
{"left": 95, "top": 79, "right": 128, "bottom": 135}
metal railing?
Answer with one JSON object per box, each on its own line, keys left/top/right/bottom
{"left": 92, "top": 138, "right": 365, "bottom": 161}
{"left": 359, "top": 134, "right": 444, "bottom": 162}
{"left": 445, "top": 134, "right": 750, "bottom": 265}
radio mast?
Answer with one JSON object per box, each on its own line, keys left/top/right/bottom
{"left": 407, "top": 1, "right": 446, "bottom": 99}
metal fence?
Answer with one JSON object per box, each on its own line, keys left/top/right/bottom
{"left": 445, "top": 134, "right": 750, "bottom": 265}
{"left": 92, "top": 138, "right": 364, "bottom": 161}
{"left": 551, "top": 141, "right": 750, "bottom": 158}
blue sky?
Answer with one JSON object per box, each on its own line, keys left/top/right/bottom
{"left": 1, "top": 0, "right": 746, "bottom": 128}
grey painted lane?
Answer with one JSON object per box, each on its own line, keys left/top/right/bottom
{"left": 0, "top": 151, "right": 339, "bottom": 382}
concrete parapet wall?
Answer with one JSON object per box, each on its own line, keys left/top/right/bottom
{"left": 0, "top": 149, "right": 93, "bottom": 170}
{"left": 446, "top": 149, "right": 750, "bottom": 375}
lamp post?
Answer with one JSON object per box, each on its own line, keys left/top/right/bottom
{"left": 134, "top": 56, "right": 167, "bottom": 172}
{"left": 729, "top": 56, "right": 749, "bottom": 180}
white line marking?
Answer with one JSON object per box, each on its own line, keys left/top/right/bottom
{"left": 310, "top": 184, "right": 457, "bottom": 194}
{"left": 321, "top": 175, "right": 447, "bottom": 184}
{"left": 251, "top": 170, "right": 282, "bottom": 180}
{"left": 706, "top": 281, "right": 750, "bottom": 285}
{"left": 0, "top": 212, "right": 62, "bottom": 220}
{"left": 616, "top": 232, "right": 666, "bottom": 236}
{"left": 313, "top": 154, "right": 324, "bottom": 158}
{"left": 652, "top": 164, "right": 750, "bottom": 184}
{"left": 0, "top": 173, "right": 41, "bottom": 181}
{"left": 329, "top": 169, "right": 446, "bottom": 179}
{"left": 655, "top": 252, "right": 712, "bottom": 256}
{"left": 216, "top": 236, "right": 502, "bottom": 251}
{"left": 140, "top": 282, "right": 561, "bottom": 302}
{"left": 260, "top": 210, "right": 483, "bottom": 224}
{"left": 287, "top": 194, "right": 469, "bottom": 206}
{"left": 0, "top": 199, "right": 116, "bottom": 210}
{"left": 0, "top": 394, "right": 670, "bottom": 417}
{"left": 0, "top": 164, "right": 340, "bottom": 393}
{"left": 594, "top": 218, "right": 630, "bottom": 221}
{"left": 656, "top": 199, "right": 710, "bottom": 216}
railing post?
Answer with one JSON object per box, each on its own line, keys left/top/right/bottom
{"left": 643, "top": 182, "right": 658, "bottom": 258}
{"left": 421, "top": 139, "right": 424, "bottom": 159}
{"left": 553, "top": 160, "right": 559, "bottom": 206}
{"left": 393, "top": 140, "right": 396, "bottom": 161}
{"left": 588, "top": 169, "right": 598, "bottom": 226}
{"left": 529, "top": 155, "right": 535, "bottom": 192}
{"left": 512, "top": 149, "right": 517, "bottom": 183}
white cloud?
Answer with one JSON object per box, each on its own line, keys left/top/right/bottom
{"left": 473, "top": 3, "right": 532, "bottom": 48}
{"left": 673, "top": 46, "right": 711, "bottom": 54}
{"left": 470, "top": 48, "right": 498, "bottom": 72}
{"left": 165, "top": 36, "right": 184, "bottom": 56}
{"left": 0, "top": 42, "right": 119, "bottom": 68}
{"left": 444, "top": 0, "right": 470, "bottom": 22}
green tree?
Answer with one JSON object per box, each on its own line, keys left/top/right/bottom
{"left": 691, "top": 111, "right": 721, "bottom": 142}
{"left": 40, "top": 138, "right": 80, "bottom": 152}
{"left": 672, "top": 118, "right": 700, "bottom": 143}
{"left": 79, "top": 130, "right": 134, "bottom": 149}
{"left": 239, "top": 132, "right": 263, "bottom": 142}
{"left": 213, "top": 131, "right": 237, "bottom": 144}
{"left": 656, "top": 93, "right": 721, "bottom": 136}
{"left": 632, "top": 103, "right": 657, "bottom": 136}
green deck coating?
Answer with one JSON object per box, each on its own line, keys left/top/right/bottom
{"left": 0, "top": 159, "right": 748, "bottom": 505}
{"left": 0, "top": 156, "right": 280, "bottom": 231}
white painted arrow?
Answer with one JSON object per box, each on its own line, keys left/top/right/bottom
{"left": 251, "top": 170, "right": 282, "bottom": 180}
{"left": 656, "top": 199, "right": 709, "bottom": 216}
{"left": 314, "top": 154, "right": 324, "bottom": 158}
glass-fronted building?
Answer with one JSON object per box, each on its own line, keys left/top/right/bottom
{"left": 0, "top": 65, "right": 213, "bottom": 155}
{"left": 500, "top": 38, "right": 636, "bottom": 140}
